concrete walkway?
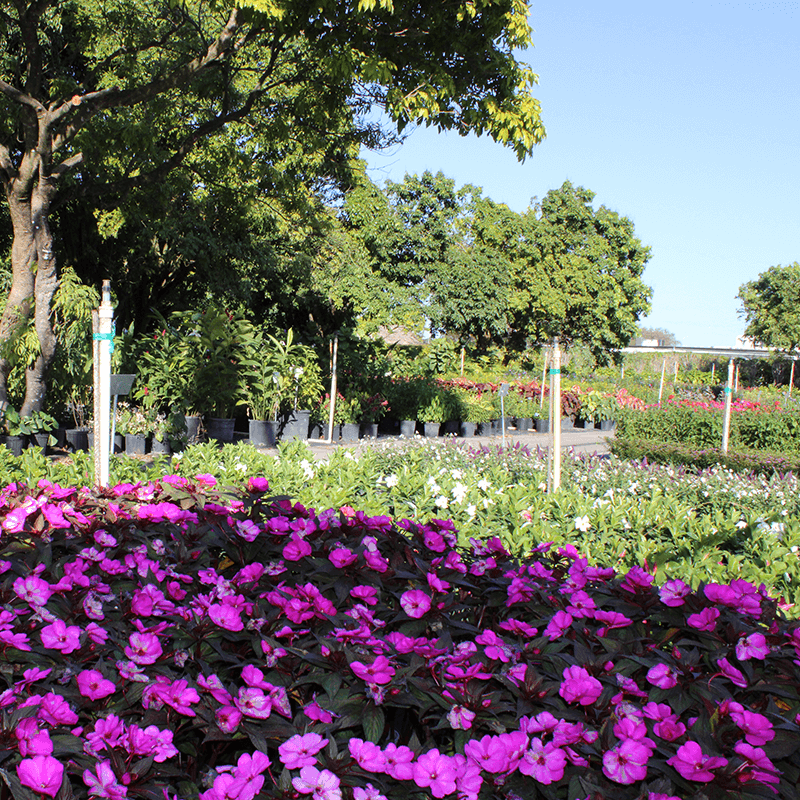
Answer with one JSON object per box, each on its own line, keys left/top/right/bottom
{"left": 273, "top": 424, "right": 614, "bottom": 461}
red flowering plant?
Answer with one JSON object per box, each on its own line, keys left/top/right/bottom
{"left": 0, "top": 476, "right": 799, "bottom": 799}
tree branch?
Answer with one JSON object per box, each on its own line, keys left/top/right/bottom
{"left": 0, "top": 78, "right": 44, "bottom": 113}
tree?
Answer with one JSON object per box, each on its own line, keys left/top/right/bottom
{"left": 738, "top": 263, "right": 800, "bottom": 350}
{"left": 0, "top": 0, "right": 545, "bottom": 414}
{"left": 636, "top": 326, "right": 680, "bottom": 346}
{"left": 512, "top": 181, "right": 652, "bottom": 364}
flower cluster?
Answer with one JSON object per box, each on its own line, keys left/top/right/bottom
{"left": 0, "top": 475, "right": 799, "bottom": 798}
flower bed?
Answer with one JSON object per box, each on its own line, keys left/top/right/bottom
{"left": 0, "top": 476, "right": 798, "bottom": 798}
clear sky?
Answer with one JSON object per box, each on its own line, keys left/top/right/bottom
{"left": 361, "top": 1, "right": 800, "bottom": 348}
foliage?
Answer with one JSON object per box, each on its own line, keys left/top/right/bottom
{"left": 0, "top": 473, "right": 799, "bottom": 799}
{"left": 738, "top": 262, "right": 800, "bottom": 350}
{"left": 512, "top": 182, "right": 652, "bottom": 363}
{"left": 114, "top": 402, "right": 151, "bottom": 437}
{"left": 610, "top": 436, "right": 800, "bottom": 477}
{"left": 615, "top": 398, "right": 800, "bottom": 454}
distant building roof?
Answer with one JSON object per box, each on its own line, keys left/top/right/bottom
{"left": 377, "top": 326, "right": 425, "bottom": 347}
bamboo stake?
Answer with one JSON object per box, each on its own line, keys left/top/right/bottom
{"left": 722, "top": 360, "right": 735, "bottom": 453}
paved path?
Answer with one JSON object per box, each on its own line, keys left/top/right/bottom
{"left": 268, "top": 424, "right": 614, "bottom": 461}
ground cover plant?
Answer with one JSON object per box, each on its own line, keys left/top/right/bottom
{"left": 0, "top": 474, "right": 799, "bottom": 799}
{"left": 2, "top": 439, "right": 800, "bottom": 607}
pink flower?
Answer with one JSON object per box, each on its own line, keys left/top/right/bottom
{"left": 658, "top": 579, "right": 690, "bottom": 606}
{"left": 234, "top": 687, "right": 272, "bottom": 719}
{"left": 77, "top": 669, "right": 116, "bottom": 701}
{"left": 40, "top": 619, "right": 81, "bottom": 654}
{"left": 350, "top": 656, "right": 395, "bottom": 685}
{"left": 13, "top": 575, "right": 52, "bottom": 606}
{"left": 279, "top": 733, "right": 327, "bottom": 769}
{"left": 716, "top": 656, "right": 748, "bottom": 687}
{"left": 518, "top": 738, "right": 567, "bottom": 784}
{"left": 349, "top": 739, "right": 387, "bottom": 773}
{"left": 730, "top": 708, "right": 774, "bottom": 746}
{"left": 329, "top": 547, "right": 357, "bottom": 568}
{"left": 736, "top": 632, "right": 770, "bottom": 661}
{"left": 602, "top": 739, "right": 651, "bottom": 784}
{"left": 304, "top": 700, "right": 335, "bottom": 723}
{"left": 292, "top": 766, "right": 342, "bottom": 800}
{"left": 124, "top": 632, "right": 163, "bottom": 665}
{"left": 382, "top": 743, "right": 415, "bottom": 780}
{"left": 464, "top": 735, "right": 510, "bottom": 774}
{"left": 207, "top": 603, "right": 244, "bottom": 631}
{"left": 83, "top": 760, "right": 127, "bottom": 799}
{"left": 544, "top": 610, "right": 573, "bottom": 640}
{"left": 412, "top": 749, "right": 458, "bottom": 798}
{"left": 400, "top": 590, "right": 431, "bottom": 618}
{"left": 645, "top": 663, "right": 678, "bottom": 689}
{"left": 17, "top": 755, "right": 64, "bottom": 798}
{"left": 353, "top": 785, "right": 387, "bottom": 800}
{"left": 734, "top": 742, "right": 781, "bottom": 786}
{"left": 687, "top": 607, "right": 720, "bottom": 631}
{"left": 447, "top": 705, "right": 476, "bottom": 730}
{"left": 667, "top": 741, "right": 728, "bottom": 782}
{"left": 559, "top": 665, "right": 603, "bottom": 705}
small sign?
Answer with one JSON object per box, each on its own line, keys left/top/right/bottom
{"left": 499, "top": 383, "right": 510, "bottom": 397}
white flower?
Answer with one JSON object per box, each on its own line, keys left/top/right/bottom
{"left": 385, "top": 474, "right": 399, "bottom": 488}
{"left": 574, "top": 515, "right": 591, "bottom": 533}
{"left": 299, "top": 459, "right": 315, "bottom": 480}
{"left": 435, "top": 495, "right": 449, "bottom": 510}
{"left": 451, "top": 483, "right": 469, "bottom": 504}
{"left": 477, "top": 479, "right": 491, "bottom": 492}
{"left": 466, "top": 504, "right": 477, "bottom": 519}
{"left": 450, "top": 469, "right": 463, "bottom": 480}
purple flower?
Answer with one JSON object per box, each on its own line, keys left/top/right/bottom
{"left": 658, "top": 579, "right": 690, "bottom": 606}
{"left": 17, "top": 756, "right": 64, "bottom": 798}
{"left": 412, "top": 749, "right": 458, "bottom": 799}
{"left": 735, "top": 632, "right": 770, "bottom": 661}
{"left": 77, "top": 669, "right": 116, "bottom": 701}
{"left": 687, "top": 607, "right": 720, "bottom": 631}
{"left": 667, "top": 741, "right": 728, "bottom": 782}
{"left": 730, "top": 708, "right": 775, "bottom": 746}
{"left": 350, "top": 656, "right": 395, "bottom": 684}
{"left": 464, "top": 735, "right": 513, "bottom": 774}
{"left": 83, "top": 760, "right": 128, "bottom": 799}
{"left": 447, "top": 704, "right": 476, "bottom": 730}
{"left": 279, "top": 733, "right": 327, "bottom": 769}
{"left": 518, "top": 737, "right": 567, "bottom": 784}
{"left": 716, "top": 656, "right": 748, "bottom": 687}
{"left": 602, "top": 739, "right": 651, "bottom": 784}
{"left": 544, "top": 610, "right": 573, "bottom": 640}
{"left": 124, "top": 632, "right": 163, "bottom": 665}
{"left": 400, "top": 589, "right": 431, "bottom": 618}
{"left": 40, "top": 619, "right": 81, "bottom": 654}
{"left": 645, "top": 663, "right": 678, "bottom": 689}
{"left": 559, "top": 665, "right": 603, "bottom": 705}
{"left": 292, "top": 766, "right": 342, "bottom": 800}
{"left": 734, "top": 742, "right": 781, "bottom": 786}
{"left": 382, "top": 743, "right": 415, "bottom": 780}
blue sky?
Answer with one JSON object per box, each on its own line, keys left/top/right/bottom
{"left": 362, "top": 1, "right": 800, "bottom": 348}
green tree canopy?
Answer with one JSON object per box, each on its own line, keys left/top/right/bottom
{"left": 738, "top": 262, "right": 800, "bottom": 350}
{"left": 513, "top": 181, "right": 652, "bottom": 364}
{"left": 0, "top": 0, "right": 545, "bottom": 413}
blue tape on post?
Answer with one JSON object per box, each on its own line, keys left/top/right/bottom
{"left": 724, "top": 387, "right": 732, "bottom": 394}
{"left": 93, "top": 332, "right": 115, "bottom": 354}
{"left": 549, "top": 368, "right": 561, "bottom": 375}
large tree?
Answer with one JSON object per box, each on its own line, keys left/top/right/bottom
{"left": 738, "top": 262, "right": 800, "bottom": 350}
{"left": 0, "top": 0, "right": 545, "bottom": 414}
{"left": 512, "top": 181, "right": 652, "bottom": 363}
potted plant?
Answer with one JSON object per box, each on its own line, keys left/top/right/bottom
{"left": 115, "top": 402, "right": 149, "bottom": 455}
{"left": 2, "top": 409, "right": 26, "bottom": 456}
{"left": 357, "top": 393, "right": 389, "bottom": 439}
{"left": 595, "top": 394, "right": 619, "bottom": 430}
{"left": 22, "top": 410, "right": 58, "bottom": 455}
{"left": 417, "top": 393, "right": 450, "bottom": 438}
{"left": 459, "top": 392, "right": 493, "bottom": 437}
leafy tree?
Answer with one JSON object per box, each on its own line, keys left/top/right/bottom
{"left": 636, "top": 326, "right": 680, "bottom": 346}
{"left": 738, "top": 262, "right": 800, "bottom": 350}
{"left": 0, "top": 0, "right": 545, "bottom": 414}
{"left": 513, "top": 181, "right": 652, "bottom": 364}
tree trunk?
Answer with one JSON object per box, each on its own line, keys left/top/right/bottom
{"left": 0, "top": 159, "right": 59, "bottom": 416}
{"left": 0, "top": 184, "right": 37, "bottom": 410}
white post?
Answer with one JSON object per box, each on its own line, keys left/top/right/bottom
{"left": 734, "top": 363, "right": 739, "bottom": 393}
{"left": 539, "top": 348, "right": 549, "bottom": 409}
{"left": 711, "top": 362, "right": 716, "bottom": 383}
{"left": 326, "top": 333, "right": 339, "bottom": 444}
{"left": 721, "top": 359, "right": 735, "bottom": 454}
{"left": 551, "top": 339, "right": 562, "bottom": 490}
{"left": 790, "top": 360, "right": 795, "bottom": 395}
{"left": 94, "top": 281, "right": 113, "bottom": 486}
{"left": 658, "top": 358, "right": 667, "bottom": 405}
